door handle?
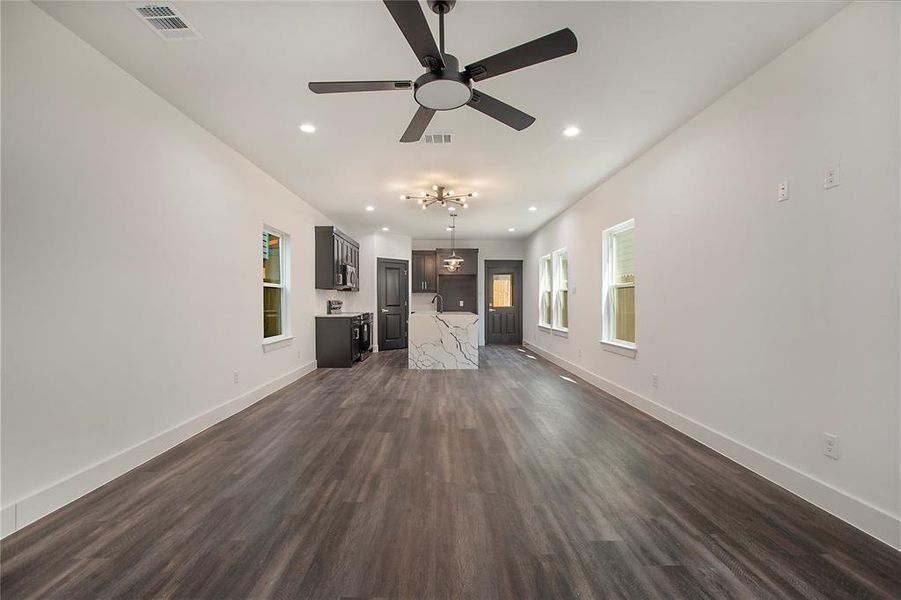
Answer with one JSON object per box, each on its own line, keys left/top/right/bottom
{"left": 488, "top": 308, "right": 496, "bottom": 312}
{"left": 381, "top": 308, "right": 389, "bottom": 313}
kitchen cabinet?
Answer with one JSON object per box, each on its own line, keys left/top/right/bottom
{"left": 412, "top": 250, "right": 437, "bottom": 293}
{"left": 315, "top": 226, "right": 359, "bottom": 291}
{"left": 435, "top": 248, "right": 478, "bottom": 275}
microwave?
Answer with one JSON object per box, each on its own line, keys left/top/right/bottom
{"left": 337, "top": 263, "right": 357, "bottom": 290}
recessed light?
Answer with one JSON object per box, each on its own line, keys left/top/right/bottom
{"left": 528, "top": 206, "right": 537, "bottom": 212}
{"left": 299, "top": 123, "right": 316, "bottom": 133}
{"left": 563, "top": 126, "right": 580, "bottom": 137}
{"left": 446, "top": 227, "right": 453, "bottom": 231}
{"left": 381, "top": 227, "right": 390, "bottom": 231}
{"left": 365, "top": 206, "right": 375, "bottom": 212}
{"left": 508, "top": 227, "right": 516, "bottom": 232}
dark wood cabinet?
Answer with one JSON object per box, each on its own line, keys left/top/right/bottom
{"left": 315, "top": 226, "right": 359, "bottom": 291}
{"left": 435, "top": 248, "right": 478, "bottom": 276}
{"left": 412, "top": 250, "right": 437, "bottom": 293}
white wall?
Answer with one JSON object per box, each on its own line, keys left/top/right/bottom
{"left": 0, "top": 2, "right": 340, "bottom": 536}
{"left": 412, "top": 239, "right": 525, "bottom": 345}
{"left": 524, "top": 2, "right": 900, "bottom": 549}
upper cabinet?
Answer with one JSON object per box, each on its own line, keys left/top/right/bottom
{"left": 412, "top": 250, "right": 437, "bottom": 293}
{"left": 436, "top": 248, "right": 478, "bottom": 276}
{"left": 315, "top": 226, "right": 359, "bottom": 291}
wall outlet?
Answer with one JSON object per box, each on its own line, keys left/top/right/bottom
{"left": 824, "top": 165, "right": 841, "bottom": 189}
{"left": 459, "top": 300, "right": 464, "bottom": 307}
{"left": 233, "top": 370, "right": 240, "bottom": 384}
{"left": 777, "top": 180, "right": 790, "bottom": 202}
{"left": 824, "top": 433, "right": 839, "bottom": 460}
{"left": 651, "top": 373, "right": 659, "bottom": 389}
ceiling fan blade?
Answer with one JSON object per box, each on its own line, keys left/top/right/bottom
{"left": 400, "top": 106, "right": 436, "bottom": 143}
{"left": 467, "top": 90, "right": 535, "bottom": 131}
{"left": 383, "top": 1, "right": 444, "bottom": 71}
{"left": 465, "top": 28, "right": 577, "bottom": 82}
{"left": 309, "top": 81, "right": 413, "bottom": 94}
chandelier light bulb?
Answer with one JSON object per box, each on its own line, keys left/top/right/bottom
{"left": 432, "top": 185, "right": 438, "bottom": 191}
{"left": 448, "top": 190, "right": 455, "bottom": 196}
{"left": 399, "top": 195, "right": 407, "bottom": 200}
{"left": 463, "top": 203, "right": 468, "bottom": 209}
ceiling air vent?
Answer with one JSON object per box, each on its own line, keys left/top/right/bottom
{"left": 130, "top": 3, "right": 202, "bottom": 41}
{"left": 423, "top": 133, "right": 453, "bottom": 145}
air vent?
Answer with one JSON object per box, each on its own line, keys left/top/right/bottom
{"left": 130, "top": 3, "right": 202, "bottom": 40}
{"left": 423, "top": 133, "right": 453, "bottom": 145}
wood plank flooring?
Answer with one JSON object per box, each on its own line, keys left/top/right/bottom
{"left": 2, "top": 347, "right": 899, "bottom": 599}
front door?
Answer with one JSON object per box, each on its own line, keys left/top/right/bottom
{"left": 377, "top": 258, "right": 408, "bottom": 350}
{"left": 485, "top": 260, "right": 523, "bottom": 345}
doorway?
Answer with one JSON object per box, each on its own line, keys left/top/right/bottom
{"left": 377, "top": 258, "right": 409, "bottom": 350}
{"left": 484, "top": 260, "right": 523, "bottom": 345}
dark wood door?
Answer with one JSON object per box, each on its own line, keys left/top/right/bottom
{"left": 485, "top": 260, "right": 523, "bottom": 345}
{"left": 377, "top": 258, "right": 408, "bottom": 350}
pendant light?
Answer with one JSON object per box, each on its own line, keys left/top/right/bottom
{"left": 444, "top": 213, "right": 464, "bottom": 272}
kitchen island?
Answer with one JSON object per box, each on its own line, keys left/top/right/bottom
{"left": 408, "top": 311, "right": 479, "bottom": 369}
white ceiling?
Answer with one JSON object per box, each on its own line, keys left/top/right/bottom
{"left": 38, "top": 1, "right": 844, "bottom": 239}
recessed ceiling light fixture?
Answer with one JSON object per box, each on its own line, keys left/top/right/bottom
{"left": 528, "top": 206, "right": 537, "bottom": 211}
{"left": 299, "top": 123, "right": 316, "bottom": 133}
{"left": 365, "top": 205, "right": 375, "bottom": 212}
{"left": 508, "top": 227, "right": 516, "bottom": 232}
{"left": 563, "top": 126, "right": 580, "bottom": 137}
{"left": 381, "top": 226, "right": 390, "bottom": 231}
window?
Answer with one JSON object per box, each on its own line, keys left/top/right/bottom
{"left": 539, "top": 254, "right": 552, "bottom": 327}
{"left": 552, "top": 248, "right": 569, "bottom": 331}
{"left": 263, "top": 227, "right": 290, "bottom": 341}
{"left": 492, "top": 274, "right": 513, "bottom": 308}
{"left": 602, "top": 220, "right": 635, "bottom": 348}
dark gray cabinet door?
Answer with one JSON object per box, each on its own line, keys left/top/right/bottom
{"left": 485, "top": 260, "right": 523, "bottom": 345}
{"left": 412, "top": 251, "right": 438, "bottom": 292}
{"left": 377, "top": 258, "right": 408, "bottom": 350}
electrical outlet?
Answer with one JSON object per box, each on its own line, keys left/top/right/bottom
{"left": 824, "top": 165, "right": 841, "bottom": 189}
{"left": 651, "top": 373, "right": 659, "bottom": 389}
{"left": 459, "top": 300, "right": 464, "bottom": 307}
{"left": 233, "top": 370, "right": 240, "bottom": 384}
{"left": 824, "top": 433, "right": 839, "bottom": 460}
{"left": 777, "top": 180, "right": 790, "bottom": 202}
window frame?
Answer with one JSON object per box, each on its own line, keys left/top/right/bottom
{"left": 601, "top": 219, "right": 636, "bottom": 352}
{"left": 551, "top": 247, "right": 569, "bottom": 333}
{"left": 262, "top": 225, "right": 292, "bottom": 347}
{"left": 538, "top": 254, "right": 553, "bottom": 328}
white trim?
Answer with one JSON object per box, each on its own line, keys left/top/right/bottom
{"left": 0, "top": 360, "right": 317, "bottom": 539}
{"left": 600, "top": 340, "right": 637, "bottom": 358}
{"left": 602, "top": 219, "right": 636, "bottom": 347}
{"left": 262, "top": 334, "right": 294, "bottom": 351}
{"left": 263, "top": 225, "right": 291, "bottom": 342}
{"left": 523, "top": 340, "right": 901, "bottom": 551}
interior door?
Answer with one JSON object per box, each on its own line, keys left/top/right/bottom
{"left": 377, "top": 258, "right": 408, "bottom": 350}
{"left": 485, "top": 260, "right": 523, "bottom": 345}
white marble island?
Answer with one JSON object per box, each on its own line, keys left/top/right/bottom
{"left": 408, "top": 311, "right": 479, "bottom": 369}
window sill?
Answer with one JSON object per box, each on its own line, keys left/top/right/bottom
{"left": 262, "top": 334, "right": 294, "bottom": 352}
{"left": 600, "top": 339, "right": 637, "bottom": 358}
{"left": 538, "top": 324, "right": 552, "bottom": 331}
{"left": 552, "top": 327, "right": 569, "bottom": 337}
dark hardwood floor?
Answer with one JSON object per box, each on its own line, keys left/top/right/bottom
{"left": 2, "top": 347, "right": 899, "bottom": 599}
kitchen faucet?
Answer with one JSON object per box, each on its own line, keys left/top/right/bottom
{"left": 431, "top": 293, "right": 444, "bottom": 313}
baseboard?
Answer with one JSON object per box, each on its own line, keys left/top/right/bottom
{"left": 523, "top": 341, "right": 901, "bottom": 551}
{"left": 0, "top": 360, "right": 318, "bottom": 539}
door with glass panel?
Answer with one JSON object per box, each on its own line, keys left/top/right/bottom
{"left": 485, "top": 260, "right": 523, "bottom": 345}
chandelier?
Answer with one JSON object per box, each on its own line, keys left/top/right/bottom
{"left": 401, "top": 185, "right": 477, "bottom": 210}
{"left": 444, "top": 213, "right": 464, "bottom": 272}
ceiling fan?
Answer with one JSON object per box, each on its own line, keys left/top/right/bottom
{"left": 308, "top": 0, "right": 578, "bottom": 142}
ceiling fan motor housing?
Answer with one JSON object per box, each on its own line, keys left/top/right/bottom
{"left": 414, "top": 54, "right": 472, "bottom": 111}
